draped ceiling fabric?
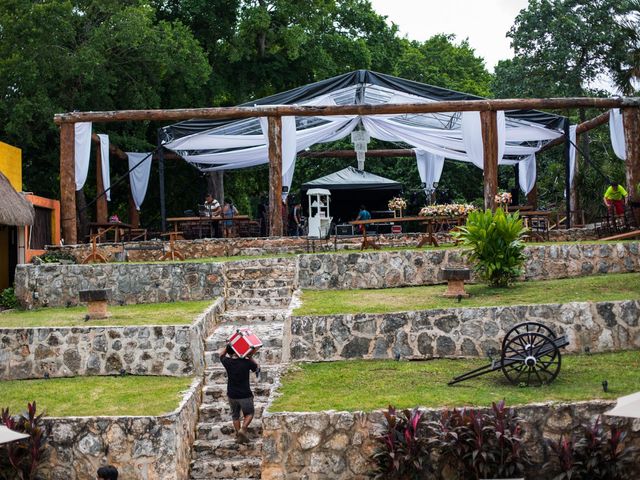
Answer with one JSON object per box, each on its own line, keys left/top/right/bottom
{"left": 569, "top": 125, "right": 577, "bottom": 188}
{"left": 415, "top": 149, "right": 444, "bottom": 193}
{"left": 126, "top": 152, "right": 153, "bottom": 210}
{"left": 74, "top": 122, "right": 92, "bottom": 191}
{"left": 97, "top": 134, "right": 111, "bottom": 201}
{"left": 609, "top": 108, "right": 626, "bottom": 161}
{"left": 161, "top": 70, "right": 564, "bottom": 191}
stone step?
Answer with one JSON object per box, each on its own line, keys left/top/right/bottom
{"left": 192, "top": 438, "right": 262, "bottom": 460}
{"left": 199, "top": 402, "right": 266, "bottom": 423}
{"left": 204, "top": 365, "right": 282, "bottom": 385}
{"left": 203, "top": 384, "right": 272, "bottom": 403}
{"left": 225, "top": 296, "right": 291, "bottom": 308}
{"left": 227, "top": 278, "right": 293, "bottom": 289}
{"left": 189, "top": 457, "right": 261, "bottom": 479}
{"left": 226, "top": 286, "right": 293, "bottom": 299}
{"left": 196, "top": 422, "right": 262, "bottom": 441}
{"left": 224, "top": 265, "right": 296, "bottom": 281}
{"left": 220, "top": 309, "right": 288, "bottom": 324}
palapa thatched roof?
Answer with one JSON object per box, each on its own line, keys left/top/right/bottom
{"left": 0, "top": 171, "right": 34, "bottom": 226}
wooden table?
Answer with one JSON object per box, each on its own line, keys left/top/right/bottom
{"left": 89, "top": 222, "right": 133, "bottom": 243}
{"left": 166, "top": 216, "right": 250, "bottom": 238}
{"left": 350, "top": 216, "right": 464, "bottom": 250}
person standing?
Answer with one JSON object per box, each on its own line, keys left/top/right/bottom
{"left": 222, "top": 199, "right": 239, "bottom": 238}
{"left": 291, "top": 198, "right": 303, "bottom": 236}
{"left": 219, "top": 345, "right": 259, "bottom": 443}
{"left": 203, "top": 194, "right": 221, "bottom": 217}
{"left": 603, "top": 181, "right": 628, "bottom": 216}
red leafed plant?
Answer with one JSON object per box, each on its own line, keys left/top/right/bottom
{"left": 0, "top": 401, "right": 49, "bottom": 480}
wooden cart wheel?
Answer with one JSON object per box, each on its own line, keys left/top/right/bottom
{"left": 501, "top": 321, "right": 556, "bottom": 354}
{"left": 501, "top": 332, "right": 562, "bottom": 387}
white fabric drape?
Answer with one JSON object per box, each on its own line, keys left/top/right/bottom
{"left": 126, "top": 152, "right": 153, "bottom": 210}
{"left": 460, "top": 111, "right": 506, "bottom": 169}
{"left": 97, "top": 134, "right": 111, "bottom": 201}
{"left": 74, "top": 122, "right": 92, "bottom": 190}
{"left": 518, "top": 153, "right": 537, "bottom": 195}
{"left": 610, "top": 108, "right": 626, "bottom": 160}
{"left": 415, "top": 149, "right": 444, "bottom": 194}
{"left": 569, "top": 125, "right": 577, "bottom": 188}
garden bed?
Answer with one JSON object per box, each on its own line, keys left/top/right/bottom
{"left": 271, "top": 351, "right": 640, "bottom": 412}
{"left": 0, "top": 299, "right": 213, "bottom": 328}
{"left": 294, "top": 272, "right": 640, "bottom": 315}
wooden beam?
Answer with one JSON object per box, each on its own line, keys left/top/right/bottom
{"left": 268, "top": 116, "right": 283, "bottom": 237}
{"left": 538, "top": 111, "right": 611, "bottom": 153}
{"left": 299, "top": 149, "right": 416, "bottom": 158}
{"left": 95, "top": 144, "right": 108, "bottom": 223}
{"left": 600, "top": 229, "right": 640, "bottom": 241}
{"left": 60, "top": 123, "right": 77, "bottom": 244}
{"left": 54, "top": 97, "right": 640, "bottom": 125}
{"left": 623, "top": 106, "right": 640, "bottom": 225}
{"left": 480, "top": 111, "right": 498, "bottom": 210}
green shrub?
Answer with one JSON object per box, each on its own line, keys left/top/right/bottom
{"left": 0, "top": 287, "right": 19, "bottom": 309}
{"left": 453, "top": 208, "right": 527, "bottom": 287}
{"left": 32, "top": 251, "right": 76, "bottom": 264}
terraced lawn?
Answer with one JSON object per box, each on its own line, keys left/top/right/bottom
{"left": 272, "top": 351, "right": 640, "bottom": 412}
{"left": 294, "top": 272, "right": 640, "bottom": 315}
{"left": 0, "top": 376, "right": 195, "bottom": 416}
{"left": 0, "top": 299, "right": 214, "bottom": 328}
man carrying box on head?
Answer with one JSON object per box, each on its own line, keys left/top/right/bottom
{"left": 219, "top": 332, "right": 261, "bottom": 444}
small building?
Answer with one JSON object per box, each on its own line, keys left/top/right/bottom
{"left": 0, "top": 141, "right": 60, "bottom": 289}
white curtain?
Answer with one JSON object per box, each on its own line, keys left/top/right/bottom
{"left": 97, "top": 134, "right": 111, "bottom": 201}
{"left": 74, "top": 122, "right": 92, "bottom": 190}
{"left": 126, "top": 152, "right": 153, "bottom": 210}
{"left": 569, "top": 125, "right": 577, "bottom": 188}
{"left": 518, "top": 153, "right": 537, "bottom": 195}
{"left": 610, "top": 108, "right": 626, "bottom": 160}
{"left": 415, "top": 149, "right": 444, "bottom": 194}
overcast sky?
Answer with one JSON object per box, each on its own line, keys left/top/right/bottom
{"left": 369, "top": 0, "right": 530, "bottom": 71}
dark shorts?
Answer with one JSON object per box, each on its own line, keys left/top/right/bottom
{"left": 228, "top": 397, "right": 254, "bottom": 420}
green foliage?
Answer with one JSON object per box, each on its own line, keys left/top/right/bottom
{"left": 0, "top": 401, "right": 49, "bottom": 480}
{"left": 33, "top": 251, "right": 77, "bottom": 264}
{"left": 453, "top": 209, "right": 527, "bottom": 287}
{"left": 0, "top": 288, "right": 19, "bottom": 310}
{"left": 544, "top": 417, "right": 638, "bottom": 480}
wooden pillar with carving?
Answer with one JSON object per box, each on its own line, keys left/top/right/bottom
{"left": 95, "top": 143, "right": 108, "bottom": 223}
{"left": 60, "top": 122, "right": 77, "bottom": 244}
{"left": 268, "top": 116, "right": 283, "bottom": 237}
{"left": 623, "top": 106, "right": 640, "bottom": 224}
{"left": 480, "top": 111, "right": 498, "bottom": 211}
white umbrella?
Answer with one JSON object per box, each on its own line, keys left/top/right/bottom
{"left": 605, "top": 391, "right": 640, "bottom": 418}
{"left": 0, "top": 425, "right": 29, "bottom": 445}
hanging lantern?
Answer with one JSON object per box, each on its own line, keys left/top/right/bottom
{"left": 351, "top": 130, "right": 370, "bottom": 171}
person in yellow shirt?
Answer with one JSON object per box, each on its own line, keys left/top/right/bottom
{"left": 603, "top": 181, "right": 628, "bottom": 216}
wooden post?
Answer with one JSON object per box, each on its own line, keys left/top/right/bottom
{"left": 60, "top": 123, "right": 77, "bottom": 244}
{"left": 95, "top": 144, "right": 108, "bottom": 223}
{"left": 623, "top": 106, "right": 640, "bottom": 224}
{"left": 563, "top": 119, "right": 572, "bottom": 228}
{"left": 268, "top": 116, "right": 283, "bottom": 237}
{"left": 526, "top": 184, "right": 538, "bottom": 209}
{"left": 569, "top": 134, "right": 580, "bottom": 226}
{"left": 480, "top": 111, "right": 498, "bottom": 210}
{"left": 128, "top": 190, "right": 140, "bottom": 228}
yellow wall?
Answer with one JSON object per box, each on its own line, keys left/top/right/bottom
{"left": 0, "top": 141, "right": 22, "bottom": 191}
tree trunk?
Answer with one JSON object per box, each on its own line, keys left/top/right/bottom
{"left": 206, "top": 171, "right": 225, "bottom": 205}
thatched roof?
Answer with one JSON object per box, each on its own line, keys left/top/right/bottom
{"left": 0, "top": 171, "right": 34, "bottom": 226}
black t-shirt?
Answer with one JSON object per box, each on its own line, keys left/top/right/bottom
{"left": 220, "top": 355, "right": 258, "bottom": 399}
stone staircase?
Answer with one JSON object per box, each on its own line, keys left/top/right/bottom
{"left": 189, "top": 258, "right": 296, "bottom": 480}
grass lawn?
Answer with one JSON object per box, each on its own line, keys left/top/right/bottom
{"left": 271, "top": 351, "right": 640, "bottom": 412}
{"left": 0, "top": 376, "right": 194, "bottom": 416}
{"left": 0, "top": 299, "right": 213, "bottom": 328}
{"left": 294, "top": 272, "right": 640, "bottom": 316}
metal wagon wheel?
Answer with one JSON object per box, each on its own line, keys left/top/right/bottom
{"left": 501, "top": 321, "right": 557, "bottom": 354}
{"left": 500, "top": 331, "right": 562, "bottom": 387}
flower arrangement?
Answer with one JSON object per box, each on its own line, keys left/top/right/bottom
{"left": 109, "top": 214, "right": 121, "bottom": 223}
{"left": 494, "top": 191, "right": 512, "bottom": 205}
{"left": 418, "top": 203, "right": 477, "bottom": 217}
{"left": 388, "top": 197, "right": 407, "bottom": 211}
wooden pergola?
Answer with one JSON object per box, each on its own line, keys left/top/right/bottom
{"left": 55, "top": 97, "right": 640, "bottom": 244}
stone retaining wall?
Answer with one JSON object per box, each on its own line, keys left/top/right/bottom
{"left": 45, "top": 378, "right": 201, "bottom": 480}
{"left": 287, "top": 299, "right": 640, "bottom": 361}
{"left": 261, "top": 400, "right": 640, "bottom": 480}
{"left": 0, "top": 298, "right": 223, "bottom": 380}
{"left": 298, "top": 242, "right": 640, "bottom": 290}
{"left": 14, "top": 262, "right": 225, "bottom": 309}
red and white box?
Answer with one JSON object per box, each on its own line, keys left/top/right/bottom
{"left": 227, "top": 328, "right": 263, "bottom": 358}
